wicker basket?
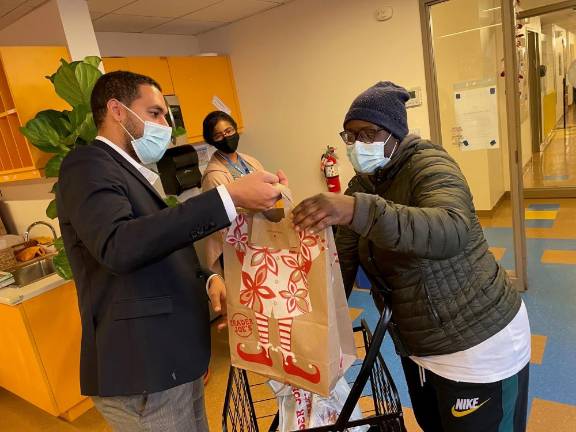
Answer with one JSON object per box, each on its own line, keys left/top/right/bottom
{"left": 0, "top": 247, "right": 17, "bottom": 271}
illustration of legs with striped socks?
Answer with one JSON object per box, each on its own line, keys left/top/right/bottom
{"left": 237, "top": 311, "right": 273, "bottom": 366}
{"left": 278, "top": 317, "right": 321, "bottom": 384}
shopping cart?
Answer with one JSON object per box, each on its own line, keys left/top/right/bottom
{"left": 222, "top": 305, "right": 406, "bottom": 431}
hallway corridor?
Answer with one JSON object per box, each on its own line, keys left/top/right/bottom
{"left": 524, "top": 104, "right": 576, "bottom": 189}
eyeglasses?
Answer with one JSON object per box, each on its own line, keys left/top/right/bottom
{"left": 213, "top": 126, "right": 236, "bottom": 142}
{"left": 339, "top": 128, "right": 386, "bottom": 145}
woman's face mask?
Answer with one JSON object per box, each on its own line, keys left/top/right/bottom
{"left": 119, "top": 102, "right": 172, "bottom": 165}
{"left": 346, "top": 133, "right": 397, "bottom": 174}
{"left": 213, "top": 133, "right": 240, "bottom": 154}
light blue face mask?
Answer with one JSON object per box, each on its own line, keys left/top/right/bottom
{"left": 346, "top": 133, "right": 397, "bottom": 174}
{"left": 119, "top": 103, "right": 172, "bottom": 165}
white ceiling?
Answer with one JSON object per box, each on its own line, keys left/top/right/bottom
{"left": 540, "top": 8, "right": 576, "bottom": 34}
{"left": 0, "top": 0, "right": 47, "bottom": 30}
{"left": 0, "top": 0, "right": 290, "bottom": 35}
{"left": 521, "top": 0, "right": 575, "bottom": 9}
{"left": 519, "top": 0, "right": 576, "bottom": 34}
{"left": 88, "top": 0, "right": 291, "bottom": 35}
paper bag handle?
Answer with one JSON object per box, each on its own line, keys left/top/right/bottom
{"left": 262, "top": 184, "right": 293, "bottom": 222}
{"left": 251, "top": 185, "right": 299, "bottom": 249}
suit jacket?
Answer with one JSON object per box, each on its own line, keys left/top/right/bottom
{"left": 57, "top": 140, "right": 231, "bottom": 396}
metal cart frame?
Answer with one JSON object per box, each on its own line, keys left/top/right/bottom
{"left": 223, "top": 306, "right": 406, "bottom": 432}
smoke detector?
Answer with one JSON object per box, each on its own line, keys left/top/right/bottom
{"left": 374, "top": 7, "right": 393, "bottom": 22}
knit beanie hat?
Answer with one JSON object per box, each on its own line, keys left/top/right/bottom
{"left": 344, "top": 81, "right": 410, "bottom": 140}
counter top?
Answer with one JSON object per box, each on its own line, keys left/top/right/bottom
{"left": 0, "top": 274, "right": 68, "bottom": 306}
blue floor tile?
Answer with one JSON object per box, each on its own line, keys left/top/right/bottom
{"left": 527, "top": 204, "right": 561, "bottom": 210}
{"left": 349, "top": 229, "right": 576, "bottom": 410}
{"left": 524, "top": 219, "right": 555, "bottom": 228}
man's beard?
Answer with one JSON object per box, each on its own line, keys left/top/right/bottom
{"left": 122, "top": 116, "right": 141, "bottom": 159}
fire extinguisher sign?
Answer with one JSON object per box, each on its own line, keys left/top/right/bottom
{"left": 320, "top": 146, "right": 341, "bottom": 193}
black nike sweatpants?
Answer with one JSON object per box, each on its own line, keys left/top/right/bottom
{"left": 401, "top": 357, "right": 529, "bottom": 432}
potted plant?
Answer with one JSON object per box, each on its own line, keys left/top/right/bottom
{"left": 21, "top": 56, "right": 184, "bottom": 279}
{"left": 21, "top": 56, "right": 102, "bottom": 279}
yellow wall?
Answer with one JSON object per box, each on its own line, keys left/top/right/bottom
{"left": 198, "top": 0, "right": 430, "bottom": 201}
{"left": 543, "top": 91, "right": 557, "bottom": 138}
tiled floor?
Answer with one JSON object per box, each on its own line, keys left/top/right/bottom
{"left": 479, "top": 199, "right": 576, "bottom": 431}
{"left": 523, "top": 104, "right": 576, "bottom": 189}
{"left": 1, "top": 199, "right": 575, "bottom": 431}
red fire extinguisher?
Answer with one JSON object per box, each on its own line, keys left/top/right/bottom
{"left": 320, "top": 146, "right": 341, "bottom": 193}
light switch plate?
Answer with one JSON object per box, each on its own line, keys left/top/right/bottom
{"left": 406, "top": 87, "right": 422, "bottom": 108}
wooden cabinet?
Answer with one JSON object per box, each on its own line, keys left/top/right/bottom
{"left": 0, "top": 281, "right": 91, "bottom": 420}
{"left": 167, "top": 56, "right": 243, "bottom": 142}
{"left": 103, "top": 56, "right": 174, "bottom": 94}
{"left": 102, "top": 55, "right": 243, "bottom": 143}
{"left": 126, "top": 57, "right": 174, "bottom": 95}
{"left": 0, "top": 46, "right": 70, "bottom": 183}
{"left": 101, "top": 56, "right": 129, "bottom": 73}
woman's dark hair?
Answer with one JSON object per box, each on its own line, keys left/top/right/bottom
{"left": 202, "top": 111, "right": 237, "bottom": 145}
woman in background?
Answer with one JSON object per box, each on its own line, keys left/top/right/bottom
{"left": 201, "top": 111, "right": 264, "bottom": 274}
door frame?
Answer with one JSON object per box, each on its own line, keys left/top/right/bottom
{"left": 418, "top": 0, "right": 528, "bottom": 291}
{"left": 527, "top": 30, "right": 543, "bottom": 154}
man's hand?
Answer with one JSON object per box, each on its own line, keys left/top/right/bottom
{"left": 226, "top": 170, "right": 286, "bottom": 210}
{"left": 277, "top": 169, "right": 289, "bottom": 186}
{"left": 291, "top": 193, "right": 356, "bottom": 233}
{"left": 207, "top": 275, "right": 227, "bottom": 331}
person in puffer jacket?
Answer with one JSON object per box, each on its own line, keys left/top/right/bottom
{"left": 292, "top": 81, "right": 531, "bottom": 432}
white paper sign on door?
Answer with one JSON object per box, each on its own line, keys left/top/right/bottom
{"left": 454, "top": 80, "right": 499, "bottom": 151}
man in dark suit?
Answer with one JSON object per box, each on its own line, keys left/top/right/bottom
{"left": 57, "top": 71, "right": 286, "bottom": 431}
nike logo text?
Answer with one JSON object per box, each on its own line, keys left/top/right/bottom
{"left": 451, "top": 397, "right": 490, "bottom": 417}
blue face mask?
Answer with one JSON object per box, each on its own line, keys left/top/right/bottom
{"left": 119, "top": 103, "right": 172, "bottom": 165}
{"left": 346, "top": 133, "right": 397, "bottom": 174}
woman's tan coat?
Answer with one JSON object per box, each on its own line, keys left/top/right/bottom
{"left": 201, "top": 152, "right": 264, "bottom": 274}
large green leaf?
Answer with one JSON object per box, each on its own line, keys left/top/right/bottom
{"left": 53, "top": 60, "right": 101, "bottom": 107}
{"left": 75, "top": 62, "right": 102, "bottom": 106}
{"left": 164, "top": 196, "right": 179, "bottom": 208}
{"left": 68, "top": 105, "right": 97, "bottom": 143}
{"left": 53, "top": 249, "right": 73, "bottom": 280}
{"left": 46, "top": 199, "right": 58, "bottom": 219}
{"left": 53, "top": 236, "right": 65, "bottom": 252}
{"left": 45, "top": 154, "right": 64, "bottom": 178}
{"left": 35, "top": 110, "right": 69, "bottom": 136}
{"left": 62, "top": 132, "right": 79, "bottom": 148}
{"left": 45, "top": 59, "right": 68, "bottom": 84}
{"left": 172, "top": 126, "right": 186, "bottom": 138}
{"left": 83, "top": 56, "right": 101, "bottom": 68}
{"left": 79, "top": 112, "right": 97, "bottom": 142}
{"left": 58, "top": 117, "right": 72, "bottom": 134}
{"left": 53, "top": 61, "right": 82, "bottom": 107}
{"left": 20, "top": 117, "right": 64, "bottom": 153}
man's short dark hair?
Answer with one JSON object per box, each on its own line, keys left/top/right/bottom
{"left": 91, "top": 71, "right": 162, "bottom": 128}
{"left": 202, "top": 111, "right": 238, "bottom": 145}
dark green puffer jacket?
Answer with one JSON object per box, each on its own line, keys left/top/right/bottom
{"left": 336, "top": 135, "right": 520, "bottom": 356}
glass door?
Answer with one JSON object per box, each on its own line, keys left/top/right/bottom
{"left": 420, "top": 0, "right": 528, "bottom": 290}
{"left": 516, "top": 3, "right": 576, "bottom": 194}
